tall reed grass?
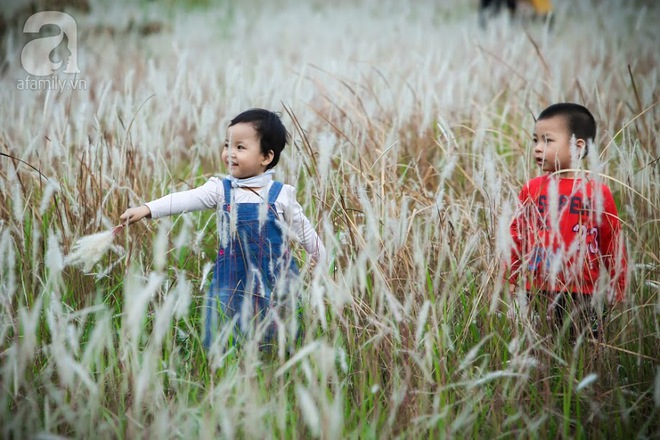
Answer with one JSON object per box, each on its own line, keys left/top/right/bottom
{"left": 0, "top": 0, "right": 658, "bottom": 437}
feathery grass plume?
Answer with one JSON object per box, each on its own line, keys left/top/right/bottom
{"left": 308, "top": 275, "right": 328, "bottom": 330}
{"left": 0, "top": 228, "right": 17, "bottom": 303}
{"left": 587, "top": 138, "right": 602, "bottom": 176}
{"left": 576, "top": 373, "right": 599, "bottom": 392}
{"left": 415, "top": 300, "right": 431, "bottom": 346}
{"left": 38, "top": 181, "right": 60, "bottom": 216}
{"left": 80, "top": 307, "right": 114, "bottom": 369}
{"left": 450, "top": 390, "right": 483, "bottom": 434}
{"left": 172, "top": 215, "right": 191, "bottom": 250}
{"left": 295, "top": 383, "right": 321, "bottom": 438}
{"left": 496, "top": 201, "right": 514, "bottom": 262}
{"left": 458, "top": 334, "right": 494, "bottom": 373}
{"left": 484, "top": 148, "right": 502, "bottom": 206}
{"left": 30, "top": 218, "right": 42, "bottom": 287}
{"left": 198, "top": 261, "right": 214, "bottom": 293}
{"left": 317, "top": 131, "right": 336, "bottom": 185}
{"left": 45, "top": 292, "right": 98, "bottom": 394}
{"left": 152, "top": 219, "right": 170, "bottom": 272}
{"left": 258, "top": 191, "right": 269, "bottom": 229}
{"left": 434, "top": 186, "right": 446, "bottom": 215}
{"left": 150, "top": 286, "right": 177, "bottom": 352}
{"left": 65, "top": 226, "right": 123, "bottom": 273}
{"left": 121, "top": 263, "right": 161, "bottom": 342}
{"left": 570, "top": 134, "right": 582, "bottom": 173}
{"left": 13, "top": 295, "right": 43, "bottom": 387}
{"left": 172, "top": 272, "right": 192, "bottom": 320}
{"left": 45, "top": 232, "right": 64, "bottom": 275}
{"left": 458, "top": 232, "right": 480, "bottom": 276}
{"left": 11, "top": 182, "right": 23, "bottom": 224}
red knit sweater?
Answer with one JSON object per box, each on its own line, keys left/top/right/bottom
{"left": 509, "top": 175, "right": 627, "bottom": 301}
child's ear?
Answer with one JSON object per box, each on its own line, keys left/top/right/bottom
{"left": 261, "top": 150, "right": 275, "bottom": 167}
{"left": 575, "top": 138, "right": 586, "bottom": 158}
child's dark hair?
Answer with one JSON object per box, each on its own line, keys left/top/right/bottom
{"left": 229, "top": 108, "right": 289, "bottom": 170}
{"left": 538, "top": 103, "right": 596, "bottom": 156}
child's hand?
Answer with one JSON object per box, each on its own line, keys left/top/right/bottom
{"left": 119, "top": 205, "right": 151, "bottom": 225}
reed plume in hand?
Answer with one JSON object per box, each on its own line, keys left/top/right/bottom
{"left": 65, "top": 225, "right": 124, "bottom": 272}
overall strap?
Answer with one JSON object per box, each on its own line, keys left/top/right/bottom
{"left": 268, "top": 181, "right": 284, "bottom": 204}
{"left": 222, "top": 179, "right": 232, "bottom": 206}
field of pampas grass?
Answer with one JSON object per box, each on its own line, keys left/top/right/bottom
{"left": 0, "top": 0, "right": 658, "bottom": 437}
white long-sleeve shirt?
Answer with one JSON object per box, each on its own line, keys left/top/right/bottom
{"left": 145, "top": 177, "right": 326, "bottom": 263}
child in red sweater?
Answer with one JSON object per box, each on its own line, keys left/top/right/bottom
{"left": 508, "top": 103, "right": 628, "bottom": 336}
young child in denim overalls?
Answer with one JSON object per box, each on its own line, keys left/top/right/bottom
{"left": 120, "top": 109, "right": 326, "bottom": 348}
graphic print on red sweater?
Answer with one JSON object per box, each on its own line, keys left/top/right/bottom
{"left": 509, "top": 175, "right": 627, "bottom": 301}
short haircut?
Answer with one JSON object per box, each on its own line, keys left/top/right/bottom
{"left": 229, "top": 109, "right": 289, "bottom": 169}
{"left": 538, "top": 103, "right": 596, "bottom": 155}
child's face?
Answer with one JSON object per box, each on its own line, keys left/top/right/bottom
{"left": 222, "top": 123, "right": 274, "bottom": 180}
{"left": 533, "top": 116, "right": 583, "bottom": 174}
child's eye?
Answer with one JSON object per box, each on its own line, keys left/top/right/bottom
{"left": 223, "top": 142, "right": 229, "bottom": 149}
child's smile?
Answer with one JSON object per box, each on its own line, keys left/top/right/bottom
{"left": 222, "top": 123, "right": 274, "bottom": 180}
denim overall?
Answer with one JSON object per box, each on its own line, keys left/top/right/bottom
{"left": 203, "top": 179, "right": 299, "bottom": 349}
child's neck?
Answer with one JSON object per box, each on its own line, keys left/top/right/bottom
{"left": 549, "top": 170, "right": 581, "bottom": 179}
{"left": 228, "top": 169, "right": 273, "bottom": 189}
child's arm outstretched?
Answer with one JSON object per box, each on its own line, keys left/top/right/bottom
{"left": 120, "top": 205, "right": 152, "bottom": 224}
{"left": 119, "top": 177, "right": 224, "bottom": 224}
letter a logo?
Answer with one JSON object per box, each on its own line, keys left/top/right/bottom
{"left": 21, "top": 11, "right": 80, "bottom": 76}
